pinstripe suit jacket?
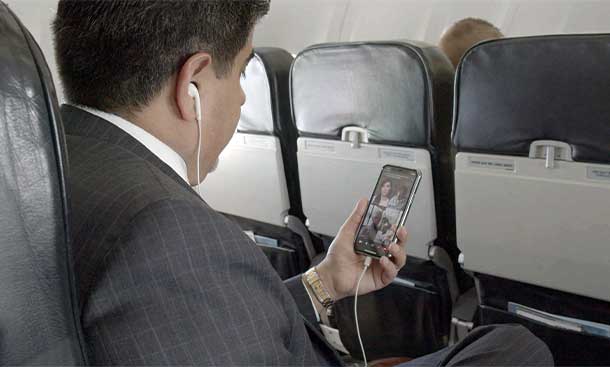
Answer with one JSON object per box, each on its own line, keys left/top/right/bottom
{"left": 62, "top": 105, "right": 341, "bottom": 366}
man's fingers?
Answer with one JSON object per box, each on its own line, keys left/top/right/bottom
{"left": 380, "top": 256, "right": 398, "bottom": 285}
{"left": 387, "top": 242, "right": 406, "bottom": 269}
{"left": 344, "top": 198, "right": 368, "bottom": 233}
{"left": 396, "top": 227, "right": 408, "bottom": 246}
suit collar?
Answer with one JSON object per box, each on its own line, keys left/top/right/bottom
{"left": 75, "top": 105, "right": 190, "bottom": 184}
{"left": 60, "top": 104, "right": 197, "bottom": 195}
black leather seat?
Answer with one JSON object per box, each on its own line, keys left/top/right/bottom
{"left": 202, "top": 47, "right": 302, "bottom": 221}
{"left": 200, "top": 47, "right": 314, "bottom": 279}
{"left": 237, "top": 47, "right": 304, "bottom": 221}
{"left": 291, "top": 40, "right": 459, "bottom": 268}
{"left": 453, "top": 35, "right": 610, "bottom": 365}
{"left": 0, "top": 3, "right": 87, "bottom": 365}
{"left": 290, "top": 40, "right": 458, "bottom": 359}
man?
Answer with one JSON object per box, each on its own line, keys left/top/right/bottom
{"left": 53, "top": 1, "right": 552, "bottom": 365}
{"left": 439, "top": 17, "right": 504, "bottom": 68}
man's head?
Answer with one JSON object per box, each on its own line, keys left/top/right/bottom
{"left": 438, "top": 17, "right": 503, "bottom": 68}
{"left": 53, "top": 0, "right": 269, "bottom": 184}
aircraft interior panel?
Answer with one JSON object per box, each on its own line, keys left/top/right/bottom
{"left": 298, "top": 139, "right": 437, "bottom": 261}
{"left": 455, "top": 153, "right": 610, "bottom": 302}
{"left": 200, "top": 51, "right": 292, "bottom": 227}
{"left": 254, "top": 0, "right": 610, "bottom": 54}
{"left": 6, "top": 1, "right": 610, "bottom": 100}
{"left": 201, "top": 133, "right": 291, "bottom": 227}
{"left": 452, "top": 34, "right": 610, "bottom": 365}
{"left": 200, "top": 46, "right": 312, "bottom": 280}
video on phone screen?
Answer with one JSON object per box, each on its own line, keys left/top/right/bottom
{"left": 356, "top": 168, "right": 417, "bottom": 257}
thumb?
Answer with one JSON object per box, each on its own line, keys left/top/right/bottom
{"left": 343, "top": 198, "right": 368, "bottom": 234}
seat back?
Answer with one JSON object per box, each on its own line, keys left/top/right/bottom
{"left": 291, "top": 41, "right": 454, "bottom": 261}
{"left": 453, "top": 35, "right": 610, "bottom": 302}
{"left": 200, "top": 48, "right": 299, "bottom": 226}
{"left": 0, "top": 3, "right": 86, "bottom": 364}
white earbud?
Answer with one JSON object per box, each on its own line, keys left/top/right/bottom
{"left": 188, "top": 82, "right": 203, "bottom": 196}
{"left": 188, "top": 83, "right": 202, "bottom": 123}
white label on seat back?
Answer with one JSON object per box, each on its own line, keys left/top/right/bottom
{"left": 244, "top": 135, "right": 275, "bottom": 150}
{"left": 199, "top": 133, "right": 290, "bottom": 227}
{"left": 587, "top": 166, "right": 610, "bottom": 181}
{"left": 298, "top": 138, "right": 437, "bottom": 261}
{"left": 380, "top": 148, "right": 416, "bottom": 161}
{"left": 455, "top": 153, "right": 610, "bottom": 302}
{"left": 304, "top": 140, "right": 336, "bottom": 153}
{"left": 468, "top": 157, "right": 515, "bottom": 172}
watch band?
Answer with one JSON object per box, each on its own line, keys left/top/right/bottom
{"left": 303, "top": 267, "right": 334, "bottom": 309}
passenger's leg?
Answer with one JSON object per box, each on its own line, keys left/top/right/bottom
{"left": 403, "top": 324, "right": 553, "bottom": 366}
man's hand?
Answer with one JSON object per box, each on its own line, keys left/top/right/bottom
{"left": 315, "top": 199, "right": 408, "bottom": 301}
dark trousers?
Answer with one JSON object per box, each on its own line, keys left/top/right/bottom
{"left": 403, "top": 324, "right": 553, "bottom": 366}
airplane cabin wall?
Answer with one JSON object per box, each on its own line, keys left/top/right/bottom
{"left": 4, "top": 0, "right": 610, "bottom": 101}
{"left": 255, "top": 0, "right": 610, "bottom": 54}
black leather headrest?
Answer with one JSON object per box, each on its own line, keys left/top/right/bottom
{"left": 0, "top": 3, "right": 86, "bottom": 364}
{"left": 290, "top": 41, "right": 454, "bottom": 150}
{"left": 238, "top": 47, "right": 294, "bottom": 136}
{"left": 453, "top": 35, "right": 610, "bottom": 164}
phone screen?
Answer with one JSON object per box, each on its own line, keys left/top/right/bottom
{"left": 354, "top": 165, "right": 421, "bottom": 258}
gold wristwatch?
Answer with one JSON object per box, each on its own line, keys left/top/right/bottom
{"left": 303, "top": 267, "right": 334, "bottom": 308}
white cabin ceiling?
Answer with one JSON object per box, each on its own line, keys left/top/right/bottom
{"left": 5, "top": 0, "right": 610, "bottom": 100}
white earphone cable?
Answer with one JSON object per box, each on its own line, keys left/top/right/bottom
{"left": 355, "top": 256, "right": 372, "bottom": 367}
{"left": 189, "top": 83, "right": 203, "bottom": 196}
{"left": 196, "top": 115, "right": 202, "bottom": 196}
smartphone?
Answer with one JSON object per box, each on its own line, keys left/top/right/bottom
{"left": 354, "top": 165, "right": 421, "bottom": 258}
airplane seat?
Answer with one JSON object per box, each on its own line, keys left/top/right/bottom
{"left": 0, "top": 3, "right": 87, "bottom": 365}
{"left": 200, "top": 47, "right": 314, "bottom": 279}
{"left": 291, "top": 41, "right": 458, "bottom": 360}
{"left": 453, "top": 35, "right": 610, "bottom": 365}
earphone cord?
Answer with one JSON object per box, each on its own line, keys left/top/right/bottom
{"left": 196, "top": 117, "right": 202, "bottom": 196}
{"left": 355, "top": 256, "right": 372, "bottom": 367}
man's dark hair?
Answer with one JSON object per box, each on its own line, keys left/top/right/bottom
{"left": 53, "top": 0, "right": 270, "bottom": 112}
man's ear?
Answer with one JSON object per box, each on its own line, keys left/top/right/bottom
{"left": 175, "top": 52, "right": 212, "bottom": 122}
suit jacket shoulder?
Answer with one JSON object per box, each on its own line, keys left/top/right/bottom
{"left": 61, "top": 105, "right": 338, "bottom": 366}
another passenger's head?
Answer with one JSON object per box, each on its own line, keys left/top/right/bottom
{"left": 53, "top": 0, "right": 270, "bottom": 184}
{"left": 438, "top": 17, "right": 503, "bottom": 68}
